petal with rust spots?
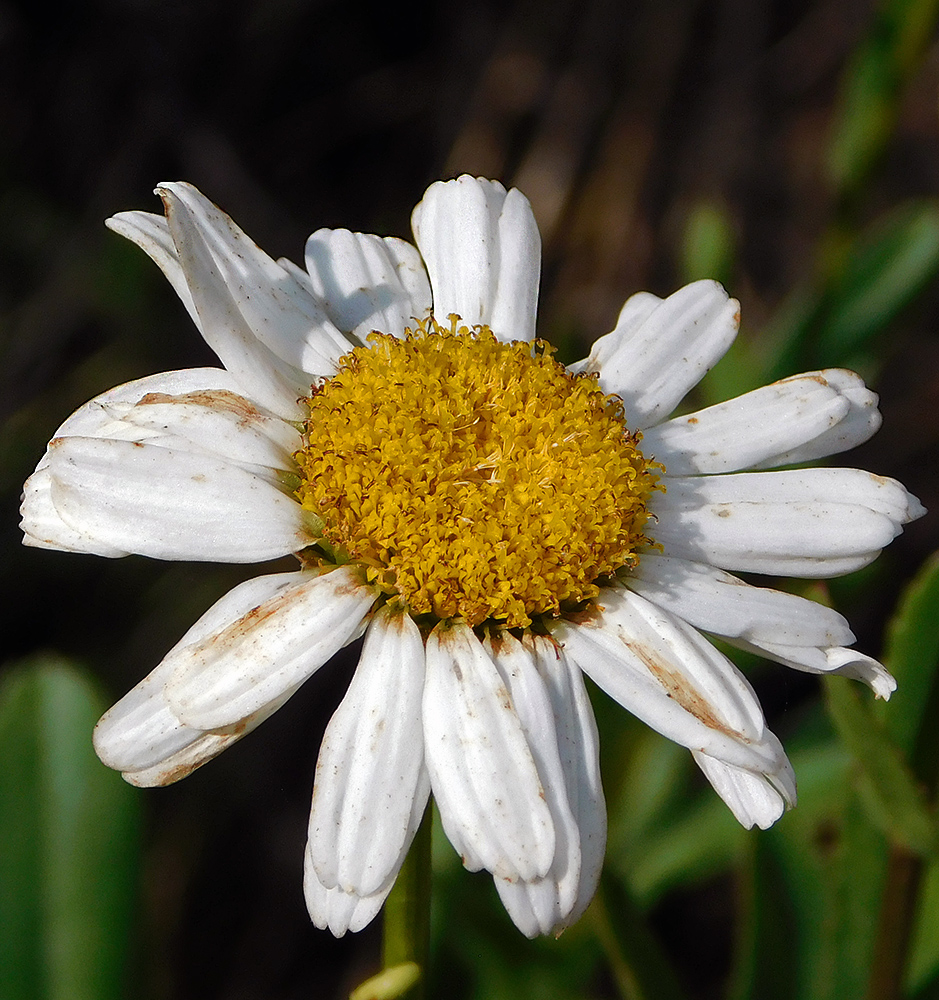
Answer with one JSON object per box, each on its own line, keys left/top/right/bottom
{"left": 693, "top": 751, "right": 796, "bottom": 830}
{"left": 555, "top": 587, "right": 787, "bottom": 774}
{"left": 164, "top": 566, "right": 377, "bottom": 730}
{"left": 304, "top": 230, "right": 431, "bottom": 341}
{"left": 422, "top": 621, "right": 555, "bottom": 883}
{"left": 411, "top": 176, "right": 541, "bottom": 343}
{"left": 626, "top": 554, "right": 855, "bottom": 647}
{"left": 94, "top": 572, "right": 307, "bottom": 780}
{"left": 586, "top": 281, "right": 739, "bottom": 427}
{"left": 308, "top": 605, "right": 430, "bottom": 898}
{"left": 303, "top": 851, "right": 389, "bottom": 936}
{"left": 104, "top": 389, "right": 299, "bottom": 473}
{"left": 485, "top": 633, "right": 580, "bottom": 935}
{"left": 640, "top": 370, "right": 877, "bottom": 475}
{"left": 46, "top": 436, "right": 310, "bottom": 563}
{"left": 652, "top": 469, "right": 924, "bottom": 578}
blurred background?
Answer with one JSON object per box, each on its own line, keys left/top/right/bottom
{"left": 2, "top": 1, "right": 939, "bottom": 998}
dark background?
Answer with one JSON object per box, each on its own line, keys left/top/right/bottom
{"left": 2, "top": 1, "right": 938, "bottom": 997}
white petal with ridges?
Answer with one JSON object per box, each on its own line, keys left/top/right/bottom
{"left": 555, "top": 587, "right": 787, "bottom": 774}
{"left": 569, "top": 291, "right": 662, "bottom": 375}
{"left": 94, "top": 572, "right": 308, "bottom": 781}
{"left": 46, "top": 436, "right": 309, "bottom": 562}
{"left": 104, "top": 390, "right": 298, "bottom": 472}
{"left": 106, "top": 211, "right": 203, "bottom": 331}
{"left": 693, "top": 751, "right": 795, "bottom": 830}
{"left": 726, "top": 637, "right": 897, "bottom": 699}
{"left": 652, "top": 469, "right": 923, "bottom": 578}
{"left": 423, "top": 621, "right": 555, "bottom": 883}
{"left": 485, "top": 633, "right": 580, "bottom": 934}
{"left": 157, "top": 182, "right": 350, "bottom": 414}
{"left": 164, "top": 566, "right": 377, "bottom": 730}
{"left": 304, "top": 230, "right": 431, "bottom": 340}
{"left": 303, "top": 853, "right": 389, "bottom": 936}
{"left": 411, "top": 175, "right": 540, "bottom": 342}
{"left": 641, "top": 370, "right": 879, "bottom": 475}
{"left": 308, "top": 606, "right": 429, "bottom": 897}
{"left": 626, "top": 554, "right": 854, "bottom": 646}
{"left": 589, "top": 281, "right": 739, "bottom": 426}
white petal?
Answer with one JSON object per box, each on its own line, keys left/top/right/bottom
{"left": 163, "top": 565, "right": 377, "bottom": 729}
{"left": 641, "top": 369, "right": 879, "bottom": 475}
{"left": 304, "top": 230, "right": 431, "bottom": 341}
{"left": 106, "top": 211, "right": 203, "bottom": 332}
{"left": 411, "top": 176, "right": 541, "bottom": 342}
{"left": 652, "top": 469, "right": 923, "bottom": 578}
{"left": 94, "top": 572, "right": 309, "bottom": 782}
{"left": 103, "top": 389, "right": 298, "bottom": 473}
{"left": 21, "top": 465, "right": 130, "bottom": 556}
{"left": 587, "top": 281, "right": 739, "bottom": 427}
{"left": 157, "top": 182, "right": 351, "bottom": 414}
{"left": 626, "top": 554, "right": 854, "bottom": 646}
{"left": 569, "top": 292, "right": 662, "bottom": 375}
{"left": 45, "top": 436, "right": 310, "bottom": 562}
{"left": 485, "top": 633, "right": 580, "bottom": 934}
{"left": 725, "top": 638, "right": 897, "bottom": 700}
{"left": 554, "top": 586, "right": 787, "bottom": 774}
{"left": 495, "top": 634, "right": 606, "bottom": 936}
{"left": 308, "top": 606, "right": 430, "bottom": 897}
{"left": 692, "top": 751, "right": 796, "bottom": 830}
{"left": 304, "top": 852, "right": 389, "bottom": 936}
{"left": 422, "top": 621, "right": 555, "bottom": 883}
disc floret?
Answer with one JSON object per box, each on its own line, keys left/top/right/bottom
{"left": 295, "top": 316, "right": 661, "bottom": 627}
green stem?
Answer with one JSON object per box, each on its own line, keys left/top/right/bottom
{"left": 589, "top": 872, "right": 688, "bottom": 1000}
{"left": 380, "top": 803, "right": 433, "bottom": 1000}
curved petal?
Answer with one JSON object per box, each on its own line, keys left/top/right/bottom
{"left": 641, "top": 369, "right": 880, "bottom": 475}
{"left": 554, "top": 586, "right": 789, "bottom": 775}
{"left": 568, "top": 291, "right": 661, "bottom": 375}
{"left": 626, "top": 554, "right": 854, "bottom": 647}
{"left": 422, "top": 621, "right": 555, "bottom": 883}
{"left": 163, "top": 565, "right": 377, "bottom": 729}
{"left": 411, "top": 175, "right": 541, "bottom": 342}
{"left": 94, "top": 571, "right": 309, "bottom": 782}
{"left": 106, "top": 211, "right": 203, "bottom": 332}
{"left": 484, "top": 633, "right": 580, "bottom": 935}
{"left": 652, "top": 469, "right": 924, "bottom": 578}
{"left": 585, "top": 281, "right": 739, "bottom": 427}
{"left": 45, "top": 436, "right": 310, "bottom": 562}
{"left": 724, "top": 637, "right": 896, "bottom": 700}
{"left": 495, "top": 634, "right": 606, "bottom": 936}
{"left": 303, "top": 853, "right": 389, "bottom": 936}
{"left": 693, "top": 750, "right": 796, "bottom": 830}
{"left": 304, "top": 230, "right": 431, "bottom": 341}
{"left": 308, "top": 606, "right": 430, "bottom": 897}
{"left": 157, "top": 182, "right": 353, "bottom": 414}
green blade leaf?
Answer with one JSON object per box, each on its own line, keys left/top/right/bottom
{"left": 0, "top": 656, "right": 140, "bottom": 1000}
{"left": 825, "top": 677, "right": 936, "bottom": 858}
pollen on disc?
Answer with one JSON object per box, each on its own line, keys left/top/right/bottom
{"left": 294, "top": 315, "right": 662, "bottom": 627}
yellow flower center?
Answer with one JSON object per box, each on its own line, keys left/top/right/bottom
{"left": 294, "top": 316, "right": 661, "bottom": 628}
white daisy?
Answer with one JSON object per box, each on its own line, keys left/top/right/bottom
{"left": 20, "top": 176, "right": 924, "bottom": 939}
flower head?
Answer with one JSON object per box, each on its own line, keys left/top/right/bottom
{"left": 21, "top": 176, "right": 924, "bottom": 938}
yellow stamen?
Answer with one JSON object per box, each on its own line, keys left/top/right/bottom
{"left": 295, "top": 316, "right": 661, "bottom": 628}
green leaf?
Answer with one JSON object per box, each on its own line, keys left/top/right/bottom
{"left": 877, "top": 551, "right": 939, "bottom": 760}
{"left": 0, "top": 657, "right": 139, "bottom": 1000}
{"left": 825, "top": 678, "right": 936, "bottom": 857}
{"left": 828, "top": 0, "right": 939, "bottom": 196}
{"left": 815, "top": 201, "right": 939, "bottom": 365}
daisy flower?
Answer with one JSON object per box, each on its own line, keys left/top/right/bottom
{"left": 20, "top": 175, "right": 924, "bottom": 939}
